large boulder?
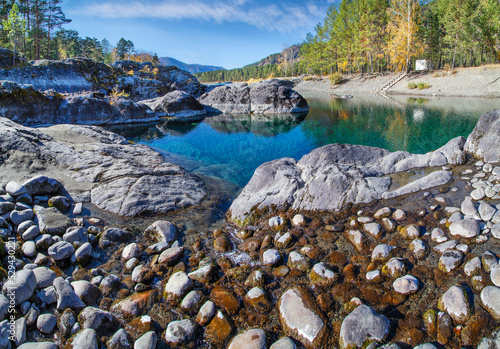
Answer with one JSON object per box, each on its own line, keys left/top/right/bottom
{"left": 0, "top": 118, "right": 206, "bottom": 216}
{"left": 464, "top": 109, "right": 500, "bottom": 162}
{"left": 139, "top": 90, "right": 206, "bottom": 121}
{"left": 0, "top": 57, "right": 111, "bottom": 93}
{"left": 0, "top": 84, "right": 158, "bottom": 126}
{"left": 229, "top": 137, "right": 466, "bottom": 226}
{"left": 198, "top": 80, "right": 309, "bottom": 115}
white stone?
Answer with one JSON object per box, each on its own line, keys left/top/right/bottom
{"left": 479, "top": 202, "right": 497, "bottom": 222}
{"left": 449, "top": 218, "right": 480, "bottom": 238}
{"left": 371, "top": 244, "right": 394, "bottom": 261}
{"left": 433, "top": 240, "right": 458, "bottom": 253}
{"left": 374, "top": 207, "right": 392, "bottom": 219}
{"left": 491, "top": 265, "right": 500, "bottom": 287}
{"left": 228, "top": 328, "right": 266, "bottom": 349}
{"left": 439, "top": 250, "right": 463, "bottom": 273}
{"left": 392, "top": 209, "right": 406, "bottom": 221}
{"left": 431, "top": 228, "right": 448, "bottom": 243}
{"left": 464, "top": 257, "right": 482, "bottom": 277}
{"left": 366, "top": 270, "right": 381, "bottom": 282}
{"left": 122, "top": 243, "right": 141, "bottom": 260}
{"left": 339, "top": 305, "right": 390, "bottom": 348}
{"left": 480, "top": 286, "right": 500, "bottom": 321}
{"left": 393, "top": 275, "right": 419, "bottom": 295}
{"left": 382, "top": 258, "right": 405, "bottom": 278}
{"left": 461, "top": 197, "right": 479, "bottom": 218}
{"left": 471, "top": 188, "right": 486, "bottom": 200}
{"left": 363, "top": 223, "right": 381, "bottom": 238}
{"left": 456, "top": 244, "right": 469, "bottom": 254}
{"left": 262, "top": 249, "right": 280, "bottom": 266}
{"left": 438, "top": 285, "right": 470, "bottom": 324}
{"left": 278, "top": 288, "right": 326, "bottom": 347}
{"left": 292, "top": 214, "right": 305, "bottom": 226}
{"left": 163, "top": 271, "right": 192, "bottom": 299}
{"left": 269, "top": 216, "right": 284, "bottom": 227}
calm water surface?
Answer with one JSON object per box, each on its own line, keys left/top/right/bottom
{"left": 106, "top": 93, "right": 498, "bottom": 192}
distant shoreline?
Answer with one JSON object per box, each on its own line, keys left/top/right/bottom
{"left": 293, "top": 65, "right": 500, "bottom": 99}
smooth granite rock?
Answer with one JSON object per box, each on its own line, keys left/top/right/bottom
{"left": 0, "top": 118, "right": 206, "bottom": 217}
{"left": 464, "top": 109, "right": 500, "bottom": 162}
{"left": 2, "top": 269, "right": 36, "bottom": 305}
{"left": 229, "top": 137, "right": 466, "bottom": 225}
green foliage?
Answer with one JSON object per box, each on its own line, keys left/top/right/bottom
{"left": 3, "top": 2, "right": 27, "bottom": 65}
{"left": 329, "top": 72, "right": 343, "bottom": 84}
{"left": 407, "top": 82, "right": 418, "bottom": 89}
{"left": 116, "top": 38, "right": 134, "bottom": 60}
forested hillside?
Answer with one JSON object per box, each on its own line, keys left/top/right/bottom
{"left": 195, "top": 44, "right": 306, "bottom": 82}
{"left": 0, "top": 0, "right": 158, "bottom": 64}
{"left": 198, "top": 0, "right": 500, "bottom": 82}
{"left": 301, "top": 0, "right": 500, "bottom": 75}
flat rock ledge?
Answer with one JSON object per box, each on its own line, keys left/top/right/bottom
{"left": 0, "top": 117, "right": 206, "bottom": 216}
{"left": 229, "top": 109, "right": 500, "bottom": 226}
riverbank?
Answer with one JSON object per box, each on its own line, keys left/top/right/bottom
{"left": 292, "top": 65, "right": 500, "bottom": 98}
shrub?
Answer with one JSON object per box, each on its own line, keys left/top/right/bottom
{"left": 407, "top": 82, "right": 418, "bottom": 89}
{"left": 417, "top": 82, "right": 430, "bottom": 90}
{"left": 109, "top": 86, "right": 130, "bottom": 105}
{"left": 329, "top": 72, "right": 343, "bottom": 85}
{"left": 303, "top": 75, "right": 317, "bottom": 81}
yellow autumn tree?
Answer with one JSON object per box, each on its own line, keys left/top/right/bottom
{"left": 386, "top": 0, "right": 424, "bottom": 72}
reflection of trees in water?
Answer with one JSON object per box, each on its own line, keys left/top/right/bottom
{"left": 302, "top": 95, "right": 480, "bottom": 154}
{"left": 204, "top": 113, "right": 307, "bottom": 137}
{"left": 104, "top": 123, "right": 164, "bottom": 142}
{"left": 156, "top": 121, "right": 198, "bottom": 137}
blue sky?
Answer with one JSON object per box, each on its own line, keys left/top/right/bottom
{"left": 61, "top": 0, "right": 332, "bottom": 69}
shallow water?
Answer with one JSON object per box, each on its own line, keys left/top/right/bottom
{"left": 106, "top": 93, "right": 495, "bottom": 193}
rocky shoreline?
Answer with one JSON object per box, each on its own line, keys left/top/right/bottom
{"left": 1, "top": 48, "right": 500, "bottom": 348}
{"left": 292, "top": 66, "right": 500, "bottom": 98}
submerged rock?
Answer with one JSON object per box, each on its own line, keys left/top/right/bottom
{"left": 278, "top": 287, "right": 328, "bottom": 349}
{"left": 339, "top": 304, "right": 390, "bottom": 348}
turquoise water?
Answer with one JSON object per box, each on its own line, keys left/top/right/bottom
{"left": 106, "top": 94, "right": 496, "bottom": 190}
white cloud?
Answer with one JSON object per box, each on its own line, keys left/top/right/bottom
{"left": 75, "top": 0, "right": 328, "bottom": 32}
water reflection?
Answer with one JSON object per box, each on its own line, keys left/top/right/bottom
{"left": 105, "top": 94, "right": 489, "bottom": 190}
{"left": 205, "top": 113, "right": 307, "bottom": 136}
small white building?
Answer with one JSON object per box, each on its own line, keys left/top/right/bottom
{"left": 416, "top": 59, "right": 432, "bottom": 71}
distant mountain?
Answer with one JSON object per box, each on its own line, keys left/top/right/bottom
{"left": 159, "top": 57, "right": 225, "bottom": 74}
{"left": 244, "top": 44, "right": 301, "bottom": 68}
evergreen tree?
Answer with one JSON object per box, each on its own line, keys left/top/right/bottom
{"left": 3, "top": 2, "right": 27, "bottom": 65}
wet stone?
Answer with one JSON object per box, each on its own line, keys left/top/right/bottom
{"left": 450, "top": 218, "right": 480, "bottom": 238}
{"left": 393, "top": 209, "right": 406, "bottom": 221}
{"left": 438, "top": 250, "right": 463, "bottom": 273}
{"left": 372, "top": 244, "right": 394, "bottom": 261}
{"left": 228, "top": 328, "right": 266, "bottom": 349}
{"left": 480, "top": 286, "right": 500, "bottom": 321}
{"left": 196, "top": 301, "right": 215, "bottom": 326}
{"left": 393, "top": 275, "right": 419, "bottom": 295}
{"left": 262, "top": 249, "right": 281, "bottom": 266}
{"left": 363, "top": 223, "right": 381, "bottom": 238}
{"left": 482, "top": 251, "right": 498, "bottom": 273}
{"left": 278, "top": 287, "right": 327, "bottom": 349}
{"left": 339, "top": 304, "right": 390, "bottom": 349}
{"left": 464, "top": 257, "right": 482, "bottom": 277}
{"left": 438, "top": 285, "right": 470, "bottom": 324}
